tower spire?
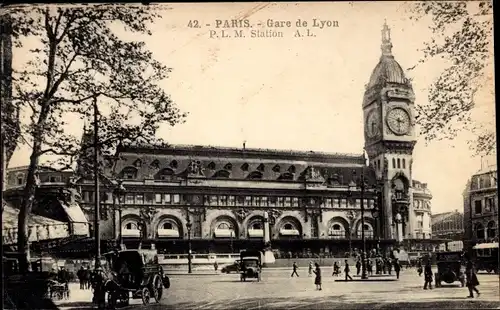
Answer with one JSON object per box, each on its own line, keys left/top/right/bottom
{"left": 381, "top": 19, "right": 393, "bottom": 56}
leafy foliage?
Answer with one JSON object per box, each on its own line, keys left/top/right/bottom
{"left": 7, "top": 4, "right": 186, "bottom": 270}
{"left": 406, "top": 1, "right": 495, "bottom": 155}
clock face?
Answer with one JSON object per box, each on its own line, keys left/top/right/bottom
{"left": 366, "top": 110, "right": 380, "bottom": 138}
{"left": 386, "top": 108, "right": 411, "bottom": 135}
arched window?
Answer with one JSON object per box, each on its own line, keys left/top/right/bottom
{"left": 157, "top": 218, "right": 181, "bottom": 238}
{"left": 392, "top": 158, "right": 396, "bottom": 168}
{"left": 357, "top": 222, "right": 374, "bottom": 239}
{"left": 397, "top": 158, "right": 401, "bottom": 169}
{"left": 218, "top": 223, "right": 232, "bottom": 230}
{"left": 402, "top": 159, "right": 406, "bottom": 169}
{"left": 328, "top": 223, "right": 345, "bottom": 239}
{"left": 475, "top": 223, "right": 485, "bottom": 239}
{"left": 214, "top": 219, "right": 236, "bottom": 238}
{"left": 121, "top": 167, "right": 138, "bottom": 179}
{"left": 487, "top": 221, "right": 496, "bottom": 239}
{"left": 252, "top": 222, "right": 262, "bottom": 229}
{"left": 122, "top": 220, "right": 141, "bottom": 238}
{"left": 248, "top": 218, "right": 264, "bottom": 238}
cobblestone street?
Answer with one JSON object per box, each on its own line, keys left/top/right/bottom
{"left": 57, "top": 268, "right": 500, "bottom": 309}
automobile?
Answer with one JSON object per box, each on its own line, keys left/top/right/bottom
{"left": 239, "top": 250, "right": 262, "bottom": 282}
{"left": 103, "top": 249, "right": 170, "bottom": 307}
{"left": 434, "top": 251, "right": 465, "bottom": 288}
{"left": 473, "top": 242, "right": 499, "bottom": 274}
{"left": 221, "top": 260, "right": 240, "bottom": 274}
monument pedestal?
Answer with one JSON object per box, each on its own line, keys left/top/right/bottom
{"left": 262, "top": 249, "right": 275, "bottom": 267}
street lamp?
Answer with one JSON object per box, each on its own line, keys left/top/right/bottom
{"left": 348, "top": 169, "right": 368, "bottom": 280}
{"left": 186, "top": 221, "right": 192, "bottom": 274}
{"left": 112, "top": 180, "right": 126, "bottom": 249}
{"left": 371, "top": 197, "right": 380, "bottom": 255}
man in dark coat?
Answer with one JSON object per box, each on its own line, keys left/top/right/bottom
{"left": 344, "top": 260, "right": 353, "bottom": 281}
{"left": 423, "top": 260, "right": 433, "bottom": 290}
{"left": 466, "top": 260, "right": 480, "bottom": 298}
{"left": 291, "top": 262, "right": 299, "bottom": 277}
{"left": 355, "top": 259, "right": 361, "bottom": 276}
{"left": 394, "top": 258, "right": 401, "bottom": 279}
{"left": 77, "top": 266, "right": 85, "bottom": 289}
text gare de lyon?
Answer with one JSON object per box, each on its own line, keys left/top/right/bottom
{"left": 214, "top": 19, "right": 339, "bottom": 29}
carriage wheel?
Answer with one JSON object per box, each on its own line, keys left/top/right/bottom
{"left": 152, "top": 275, "right": 163, "bottom": 303}
{"left": 142, "top": 287, "right": 151, "bottom": 305}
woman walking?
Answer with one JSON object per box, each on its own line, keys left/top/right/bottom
{"left": 313, "top": 263, "right": 322, "bottom": 290}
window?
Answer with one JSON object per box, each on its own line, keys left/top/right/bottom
{"left": 241, "top": 163, "right": 249, "bottom": 171}
{"left": 163, "top": 222, "right": 173, "bottom": 230}
{"left": 378, "top": 159, "right": 381, "bottom": 170}
{"left": 210, "top": 196, "right": 218, "bottom": 206}
{"left": 163, "top": 194, "right": 171, "bottom": 204}
{"left": 284, "top": 223, "right": 293, "bottom": 230}
{"left": 292, "top": 197, "right": 299, "bottom": 207}
{"left": 284, "top": 197, "right": 291, "bottom": 207}
{"left": 402, "top": 159, "right": 406, "bottom": 169}
{"left": 485, "top": 197, "right": 494, "bottom": 212}
{"left": 277, "top": 197, "right": 284, "bottom": 206}
{"left": 125, "top": 194, "right": 134, "bottom": 204}
{"left": 418, "top": 221, "right": 423, "bottom": 228}
{"left": 155, "top": 194, "right": 162, "bottom": 204}
{"left": 252, "top": 222, "right": 262, "bottom": 229}
{"left": 237, "top": 196, "right": 245, "bottom": 205}
{"left": 474, "top": 200, "right": 483, "bottom": 214}
{"left": 397, "top": 158, "right": 401, "bottom": 169}
{"left": 392, "top": 158, "right": 396, "bottom": 169}
{"left": 136, "top": 194, "right": 144, "bottom": 204}
{"left": 253, "top": 196, "right": 260, "bottom": 206}
{"left": 269, "top": 197, "right": 276, "bottom": 207}
{"left": 126, "top": 223, "right": 137, "bottom": 230}
{"left": 325, "top": 198, "right": 332, "bottom": 208}
{"left": 173, "top": 194, "right": 180, "bottom": 203}
{"left": 244, "top": 196, "right": 252, "bottom": 206}
{"left": 228, "top": 196, "right": 235, "bottom": 206}
{"left": 475, "top": 223, "right": 485, "bottom": 239}
{"left": 487, "top": 221, "right": 496, "bottom": 239}
{"left": 219, "top": 195, "right": 227, "bottom": 206}
{"left": 49, "top": 176, "right": 61, "bottom": 182}
{"left": 328, "top": 224, "right": 345, "bottom": 239}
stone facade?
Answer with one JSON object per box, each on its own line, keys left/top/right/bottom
{"left": 463, "top": 167, "right": 498, "bottom": 250}
{"left": 431, "top": 210, "right": 464, "bottom": 241}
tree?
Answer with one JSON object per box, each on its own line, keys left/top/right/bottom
{"left": 9, "top": 4, "right": 186, "bottom": 272}
{"left": 406, "top": 1, "right": 494, "bottom": 155}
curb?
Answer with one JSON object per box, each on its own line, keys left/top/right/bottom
{"left": 334, "top": 278, "right": 398, "bottom": 282}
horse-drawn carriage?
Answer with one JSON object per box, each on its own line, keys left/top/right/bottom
{"left": 102, "top": 249, "right": 170, "bottom": 308}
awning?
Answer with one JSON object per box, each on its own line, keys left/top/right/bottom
{"left": 279, "top": 229, "right": 300, "bottom": 236}
{"left": 122, "top": 229, "right": 141, "bottom": 238}
{"left": 473, "top": 242, "right": 499, "bottom": 249}
{"left": 157, "top": 228, "right": 180, "bottom": 238}
{"left": 248, "top": 229, "right": 264, "bottom": 238}
{"left": 214, "top": 229, "right": 235, "bottom": 238}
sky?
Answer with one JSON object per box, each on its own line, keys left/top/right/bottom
{"left": 9, "top": 2, "right": 496, "bottom": 215}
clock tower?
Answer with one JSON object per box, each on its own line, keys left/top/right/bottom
{"left": 363, "top": 22, "right": 417, "bottom": 242}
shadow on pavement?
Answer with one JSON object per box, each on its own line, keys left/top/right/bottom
{"left": 56, "top": 301, "right": 95, "bottom": 309}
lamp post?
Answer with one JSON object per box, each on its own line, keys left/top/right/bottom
{"left": 371, "top": 197, "right": 380, "bottom": 255}
{"left": 112, "top": 180, "right": 126, "bottom": 249}
{"left": 186, "top": 221, "right": 192, "bottom": 274}
{"left": 348, "top": 169, "right": 368, "bottom": 280}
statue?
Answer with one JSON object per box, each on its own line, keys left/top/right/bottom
{"left": 140, "top": 206, "right": 157, "bottom": 221}
{"left": 233, "top": 209, "right": 248, "bottom": 223}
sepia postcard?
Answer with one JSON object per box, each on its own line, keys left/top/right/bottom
{"left": 1, "top": 2, "right": 497, "bottom": 309}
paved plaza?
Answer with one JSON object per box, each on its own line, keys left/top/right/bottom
{"left": 57, "top": 269, "right": 500, "bottom": 309}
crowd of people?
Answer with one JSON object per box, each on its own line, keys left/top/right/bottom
{"left": 289, "top": 255, "right": 482, "bottom": 298}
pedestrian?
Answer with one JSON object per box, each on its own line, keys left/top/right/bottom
{"left": 313, "top": 263, "right": 322, "bottom": 290}
{"left": 308, "top": 261, "right": 313, "bottom": 277}
{"left": 332, "top": 261, "right": 339, "bottom": 276}
{"left": 84, "top": 266, "right": 91, "bottom": 289}
{"left": 465, "top": 259, "right": 480, "bottom": 298}
{"left": 423, "top": 260, "right": 433, "bottom": 290}
{"left": 368, "top": 259, "right": 373, "bottom": 275}
{"left": 387, "top": 259, "right": 393, "bottom": 275}
{"left": 214, "top": 261, "right": 218, "bottom": 274}
{"left": 291, "top": 262, "right": 299, "bottom": 277}
{"left": 344, "top": 259, "right": 353, "bottom": 281}
{"left": 394, "top": 258, "right": 401, "bottom": 279}
{"left": 77, "top": 266, "right": 85, "bottom": 289}
{"left": 355, "top": 259, "right": 361, "bottom": 276}
{"left": 417, "top": 260, "right": 423, "bottom": 277}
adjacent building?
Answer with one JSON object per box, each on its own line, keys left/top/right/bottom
{"left": 464, "top": 166, "right": 498, "bottom": 251}
{"left": 432, "top": 210, "right": 464, "bottom": 241}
